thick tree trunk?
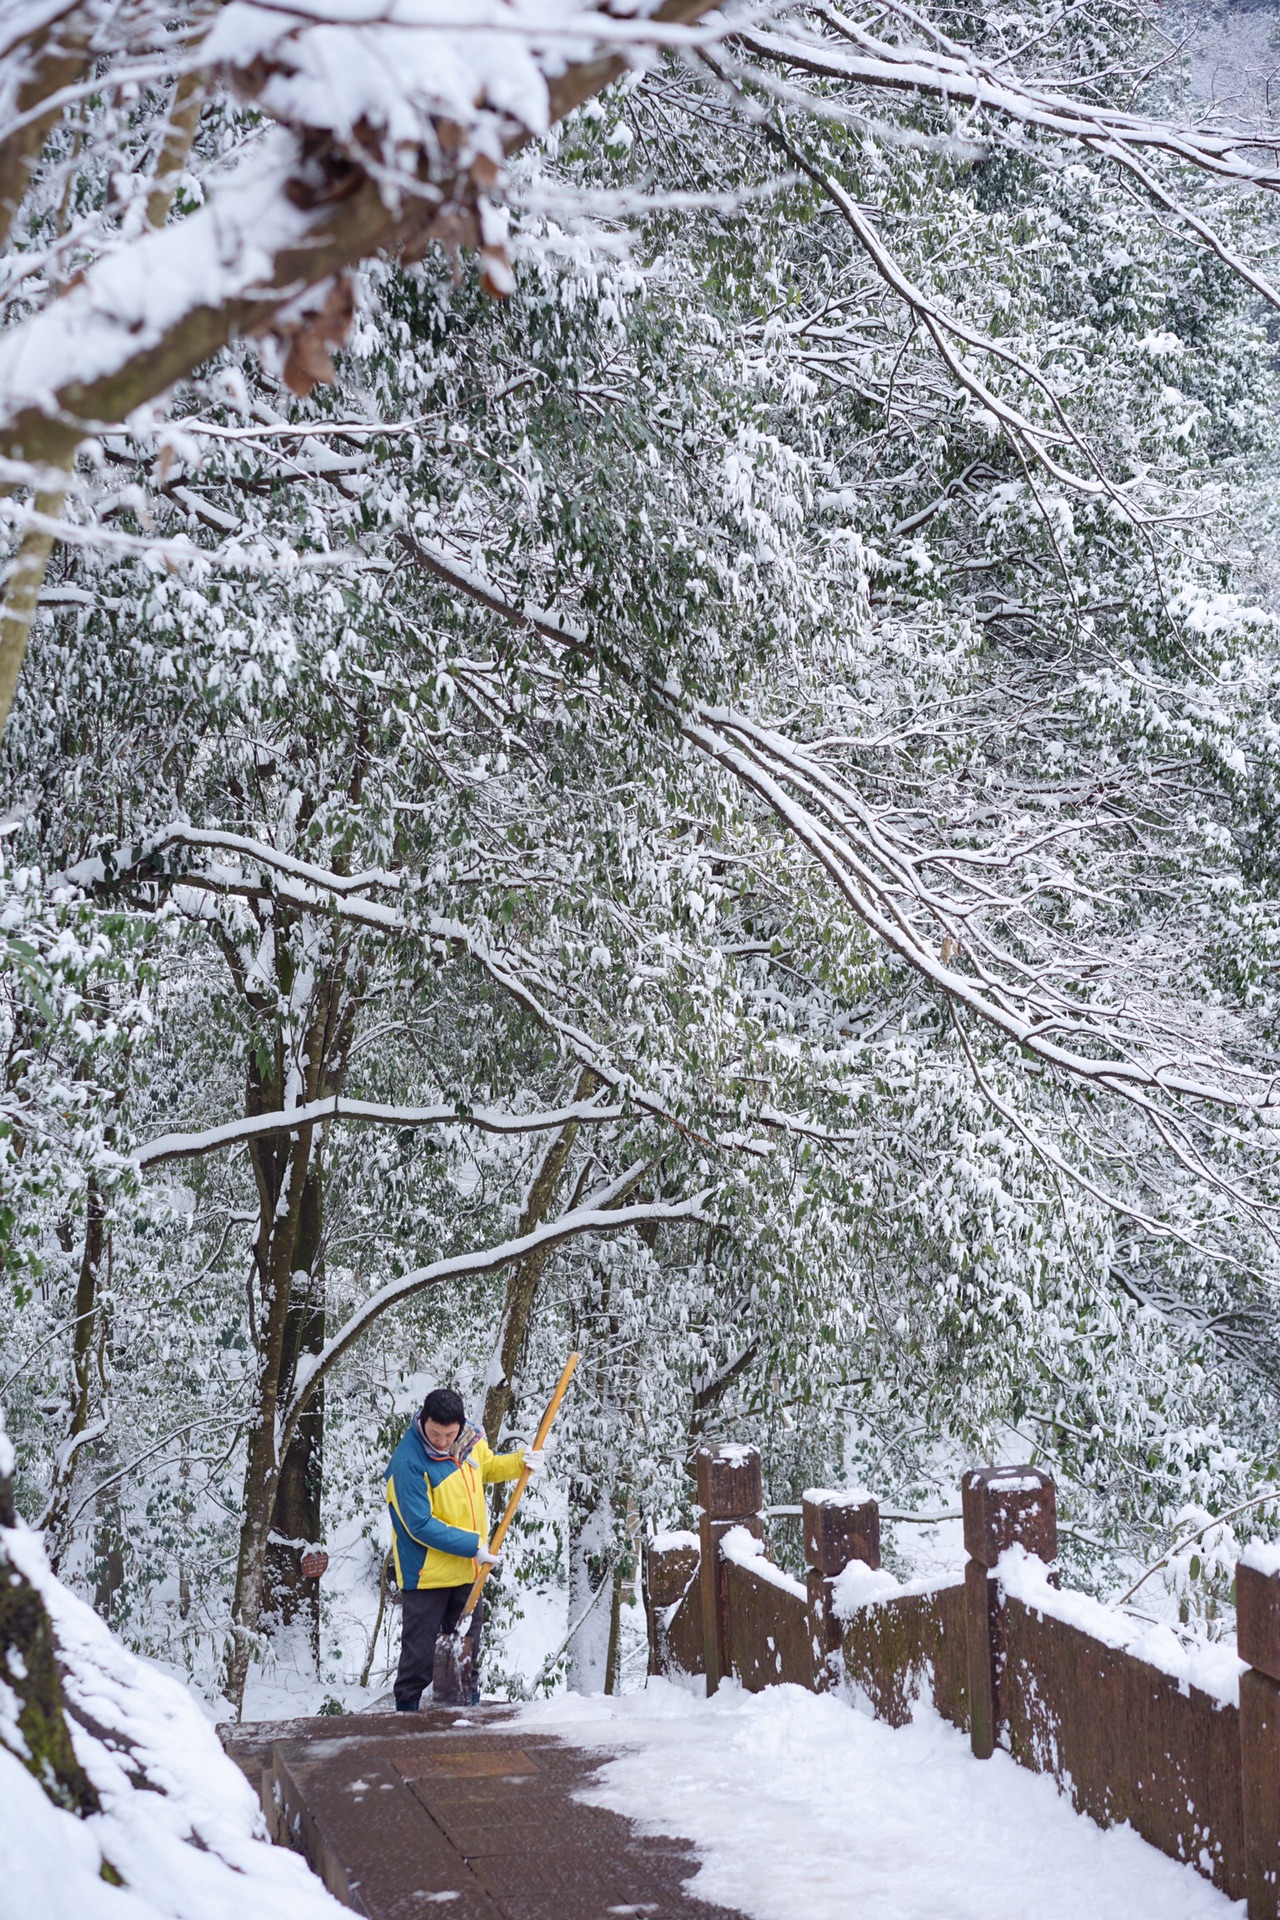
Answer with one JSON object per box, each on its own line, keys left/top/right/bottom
{"left": 225, "top": 1111, "right": 316, "bottom": 1711}
{"left": 225, "top": 965, "right": 356, "bottom": 1712}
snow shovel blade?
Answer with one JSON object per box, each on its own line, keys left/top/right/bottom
{"left": 432, "top": 1618, "right": 474, "bottom": 1704}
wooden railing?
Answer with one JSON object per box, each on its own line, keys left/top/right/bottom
{"left": 643, "top": 1445, "right": 1280, "bottom": 1920}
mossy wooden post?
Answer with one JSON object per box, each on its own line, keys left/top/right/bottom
{"left": 697, "top": 1444, "right": 762, "bottom": 1695}
{"left": 962, "top": 1465, "right": 1057, "bottom": 1759}
{"left": 1237, "top": 1552, "right": 1280, "bottom": 1918}
{"left": 804, "top": 1488, "right": 880, "bottom": 1685}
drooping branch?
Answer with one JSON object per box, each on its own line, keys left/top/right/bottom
{"left": 678, "top": 705, "right": 1280, "bottom": 1117}
{"left": 737, "top": 14, "right": 1280, "bottom": 193}
{"left": 135, "top": 1090, "right": 624, "bottom": 1167}
{"left": 394, "top": 533, "right": 1280, "bottom": 1133}
{"left": 278, "top": 1178, "right": 712, "bottom": 1453}
{"left": 709, "top": 52, "right": 1274, "bottom": 513}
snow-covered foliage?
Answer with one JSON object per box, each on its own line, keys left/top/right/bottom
{"left": 5, "top": 0, "right": 1280, "bottom": 1741}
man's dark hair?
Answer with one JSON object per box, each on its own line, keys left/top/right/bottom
{"left": 421, "top": 1387, "right": 466, "bottom": 1430}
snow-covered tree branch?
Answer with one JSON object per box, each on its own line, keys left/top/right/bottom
{"left": 6, "top": 0, "right": 1280, "bottom": 1748}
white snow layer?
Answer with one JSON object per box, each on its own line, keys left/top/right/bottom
{"left": 1239, "top": 1538, "right": 1280, "bottom": 1578}
{"left": 718, "top": 1526, "right": 807, "bottom": 1600}
{"left": 206, "top": 0, "right": 610, "bottom": 153}
{"left": 515, "top": 1679, "right": 1239, "bottom": 1920}
{"left": 998, "top": 1545, "right": 1245, "bottom": 1708}
{"left": 802, "top": 1483, "right": 875, "bottom": 1508}
{"left": 830, "top": 1555, "right": 957, "bottom": 1618}
{"left": 0, "top": 1525, "right": 344, "bottom": 1920}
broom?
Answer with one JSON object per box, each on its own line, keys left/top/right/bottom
{"left": 431, "top": 1352, "right": 580, "bottom": 1704}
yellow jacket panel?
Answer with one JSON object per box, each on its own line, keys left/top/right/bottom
{"left": 386, "top": 1420, "right": 524, "bottom": 1590}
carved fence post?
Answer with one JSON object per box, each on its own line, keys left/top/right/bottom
{"left": 962, "top": 1465, "right": 1057, "bottom": 1760}
{"left": 697, "top": 1444, "right": 763, "bottom": 1695}
{"left": 803, "top": 1487, "right": 880, "bottom": 1685}
{"left": 643, "top": 1533, "right": 701, "bottom": 1677}
{"left": 1236, "top": 1552, "right": 1280, "bottom": 1919}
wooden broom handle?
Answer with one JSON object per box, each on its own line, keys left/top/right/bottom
{"left": 458, "top": 1351, "right": 579, "bottom": 1623}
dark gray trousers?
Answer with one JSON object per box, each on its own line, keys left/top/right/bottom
{"left": 394, "top": 1583, "right": 483, "bottom": 1709}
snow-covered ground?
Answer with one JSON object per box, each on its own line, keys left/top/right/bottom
{"left": 3, "top": 1519, "right": 1242, "bottom": 1920}
{"left": 0, "top": 1526, "right": 347, "bottom": 1920}
{"left": 517, "top": 1680, "right": 1240, "bottom": 1920}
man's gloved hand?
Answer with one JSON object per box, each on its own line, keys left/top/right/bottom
{"left": 476, "top": 1545, "right": 502, "bottom": 1567}
{"left": 522, "top": 1447, "right": 546, "bottom": 1476}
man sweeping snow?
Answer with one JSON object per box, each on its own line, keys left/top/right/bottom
{"left": 385, "top": 1387, "right": 542, "bottom": 1710}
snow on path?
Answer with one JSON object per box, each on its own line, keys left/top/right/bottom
{"left": 515, "top": 1680, "right": 1241, "bottom": 1920}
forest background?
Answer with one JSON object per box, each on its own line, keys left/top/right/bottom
{"left": 5, "top": 0, "right": 1280, "bottom": 1716}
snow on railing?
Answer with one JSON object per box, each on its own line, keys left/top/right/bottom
{"left": 719, "top": 1524, "right": 807, "bottom": 1603}
{"left": 646, "top": 1447, "right": 1280, "bottom": 1913}
{"left": 998, "top": 1542, "right": 1244, "bottom": 1711}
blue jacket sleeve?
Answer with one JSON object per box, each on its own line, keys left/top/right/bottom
{"left": 389, "top": 1464, "right": 480, "bottom": 1558}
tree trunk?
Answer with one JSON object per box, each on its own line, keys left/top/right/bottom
{"left": 263, "top": 1166, "right": 325, "bottom": 1660}
{"left": 603, "top": 1561, "right": 624, "bottom": 1695}
{"left": 69, "top": 1179, "right": 103, "bottom": 1440}
{"left": 92, "top": 1495, "right": 126, "bottom": 1626}
{"left": 567, "top": 1480, "right": 615, "bottom": 1694}
{"left": 482, "top": 1067, "right": 597, "bottom": 1447}
{"left": 42, "top": 1178, "right": 105, "bottom": 1557}
{"left": 225, "top": 1111, "right": 316, "bottom": 1711}
{"left": 225, "top": 963, "right": 356, "bottom": 1712}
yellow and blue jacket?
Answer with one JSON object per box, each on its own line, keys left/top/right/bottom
{"left": 386, "top": 1419, "right": 524, "bottom": 1590}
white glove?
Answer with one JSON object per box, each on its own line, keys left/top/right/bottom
{"left": 522, "top": 1447, "right": 546, "bottom": 1476}
{"left": 476, "top": 1545, "right": 502, "bottom": 1567}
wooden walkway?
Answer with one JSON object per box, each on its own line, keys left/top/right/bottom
{"left": 222, "top": 1704, "right": 744, "bottom": 1920}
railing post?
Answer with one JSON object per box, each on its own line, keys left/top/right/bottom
{"left": 961, "top": 1465, "right": 1057, "bottom": 1759}
{"left": 697, "top": 1443, "right": 763, "bottom": 1695}
{"left": 1237, "top": 1552, "right": 1280, "bottom": 1919}
{"left": 803, "top": 1487, "right": 880, "bottom": 1684}
{"left": 643, "top": 1533, "right": 702, "bottom": 1677}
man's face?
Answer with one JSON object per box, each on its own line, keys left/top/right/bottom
{"left": 423, "top": 1416, "right": 462, "bottom": 1453}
